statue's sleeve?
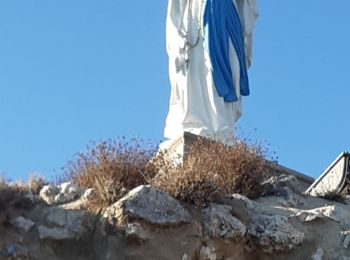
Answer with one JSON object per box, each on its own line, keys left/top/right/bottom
{"left": 235, "top": 0, "right": 259, "bottom": 68}
{"left": 166, "top": 0, "right": 187, "bottom": 57}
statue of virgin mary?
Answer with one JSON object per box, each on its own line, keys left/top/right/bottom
{"left": 162, "top": 0, "right": 259, "bottom": 147}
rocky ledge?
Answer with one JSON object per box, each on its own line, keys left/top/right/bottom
{"left": 2, "top": 176, "right": 350, "bottom": 260}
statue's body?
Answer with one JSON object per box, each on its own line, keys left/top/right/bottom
{"left": 163, "top": 0, "right": 258, "bottom": 147}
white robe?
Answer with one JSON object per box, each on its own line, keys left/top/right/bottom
{"left": 163, "top": 0, "right": 258, "bottom": 146}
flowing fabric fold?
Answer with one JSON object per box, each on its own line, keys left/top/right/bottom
{"left": 203, "top": 0, "right": 249, "bottom": 102}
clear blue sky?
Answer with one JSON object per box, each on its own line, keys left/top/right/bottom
{"left": 1, "top": 1, "right": 349, "bottom": 180}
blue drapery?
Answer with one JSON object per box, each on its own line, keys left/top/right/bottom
{"left": 203, "top": 0, "right": 249, "bottom": 102}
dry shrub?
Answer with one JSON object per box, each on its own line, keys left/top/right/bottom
{"left": 151, "top": 138, "right": 268, "bottom": 206}
{"left": 0, "top": 177, "right": 30, "bottom": 212}
{"left": 64, "top": 138, "right": 157, "bottom": 205}
{"left": 28, "top": 174, "right": 46, "bottom": 195}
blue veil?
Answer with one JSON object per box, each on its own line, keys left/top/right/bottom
{"left": 203, "top": 0, "right": 249, "bottom": 102}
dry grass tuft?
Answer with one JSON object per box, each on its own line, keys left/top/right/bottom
{"left": 27, "top": 174, "right": 46, "bottom": 195}
{"left": 64, "top": 138, "right": 157, "bottom": 205}
{"left": 62, "top": 136, "right": 270, "bottom": 207}
{"left": 0, "top": 177, "right": 31, "bottom": 213}
{"left": 151, "top": 138, "right": 268, "bottom": 206}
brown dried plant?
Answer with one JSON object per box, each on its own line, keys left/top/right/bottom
{"left": 64, "top": 138, "right": 157, "bottom": 205}
{"left": 27, "top": 174, "right": 46, "bottom": 195}
{"left": 0, "top": 176, "right": 32, "bottom": 213}
{"left": 151, "top": 138, "right": 268, "bottom": 206}
{"left": 63, "top": 136, "right": 270, "bottom": 207}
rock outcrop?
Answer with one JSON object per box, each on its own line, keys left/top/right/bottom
{"left": 103, "top": 185, "right": 191, "bottom": 228}
{"left": 2, "top": 180, "right": 350, "bottom": 260}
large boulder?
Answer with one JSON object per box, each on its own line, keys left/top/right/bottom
{"left": 103, "top": 185, "right": 191, "bottom": 227}
{"left": 202, "top": 204, "right": 246, "bottom": 240}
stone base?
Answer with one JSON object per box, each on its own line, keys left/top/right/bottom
{"left": 159, "top": 132, "right": 212, "bottom": 164}
{"left": 158, "top": 132, "right": 314, "bottom": 188}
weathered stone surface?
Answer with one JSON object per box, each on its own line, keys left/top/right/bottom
{"left": 57, "top": 181, "right": 81, "bottom": 203}
{"left": 103, "top": 185, "right": 191, "bottom": 226}
{"left": 1, "top": 241, "right": 26, "bottom": 258}
{"left": 181, "top": 253, "right": 189, "bottom": 260}
{"left": 66, "top": 210, "right": 96, "bottom": 237}
{"left": 125, "top": 222, "right": 150, "bottom": 243}
{"left": 261, "top": 174, "right": 304, "bottom": 208}
{"left": 337, "top": 257, "right": 350, "bottom": 260}
{"left": 37, "top": 225, "right": 74, "bottom": 240}
{"left": 199, "top": 246, "right": 216, "bottom": 260}
{"left": 37, "top": 209, "right": 95, "bottom": 240}
{"left": 10, "top": 216, "right": 35, "bottom": 232}
{"left": 202, "top": 204, "right": 246, "bottom": 239}
{"left": 39, "top": 182, "right": 82, "bottom": 205}
{"left": 293, "top": 205, "right": 350, "bottom": 225}
{"left": 39, "top": 184, "right": 60, "bottom": 204}
{"left": 311, "top": 248, "right": 325, "bottom": 260}
{"left": 248, "top": 214, "right": 305, "bottom": 253}
{"left": 226, "top": 194, "right": 257, "bottom": 210}
{"left": 262, "top": 174, "right": 303, "bottom": 194}
{"left": 342, "top": 230, "right": 350, "bottom": 248}
{"left": 46, "top": 207, "right": 67, "bottom": 227}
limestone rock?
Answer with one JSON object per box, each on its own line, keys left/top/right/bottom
{"left": 342, "top": 230, "right": 350, "bottom": 248}
{"left": 311, "top": 248, "right": 325, "bottom": 260}
{"left": 262, "top": 174, "right": 303, "bottom": 194}
{"left": 248, "top": 214, "right": 305, "bottom": 253}
{"left": 125, "top": 222, "right": 150, "bottom": 243}
{"left": 261, "top": 175, "right": 303, "bottom": 207}
{"left": 57, "top": 181, "right": 81, "bottom": 203}
{"left": 37, "top": 225, "right": 75, "bottom": 240}
{"left": 46, "top": 207, "right": 67, "bottom": 227}
{"left": 337, "top": 257, "right": 350, "bottom": 260}
{"left": 199, "top": 246, "right": 216, "bottom": 260}
{"left": 181, "top": 253, "right": 189, "bottom": 260}
{"left": 226, "top": 194, "right": 257, "bottom": 210}
{"left": 39, "top": 182, "right": 82, "bottom": 205}
{"left": 1, "top": 241, "right": 27, "bottom": 258}
{"left": 10, "top": 216, "right": 35, "bottom": 232}
{"left": 202, "top": 204, "right": 246, "bottom": 239}
{"left": 37, "top": 209, "right": 95, "bottom": 240}
{"left": 39, "top": 184, "right": 60, "bottom": 204}
{"left": 103, "top": 185, "right": 191, "bottom": 227}
{"left": 293, "top": 205, "right": 350, "bottom": 225}
{"left": 66, "top": 210, "right": 96, "bottom": 237}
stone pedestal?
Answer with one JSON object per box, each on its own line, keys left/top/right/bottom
{"left": 159, "top": 132, "right": 211, "bottom": 163}
{"left": 159, "top": 132, "right": 314, "bottom": 188}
